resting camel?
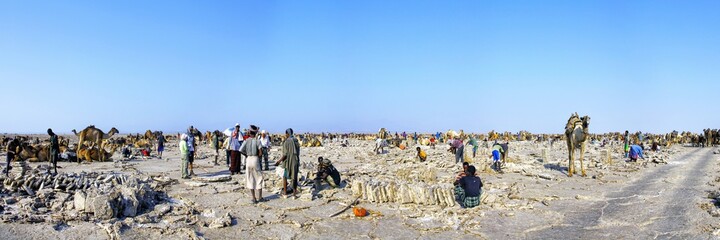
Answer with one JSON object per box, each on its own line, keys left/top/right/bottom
{"left": 565, "top": 113, "right": 590, "bottom": 177}
{"left": 72, "top": 125, "right": 119, "bottom": 161}
{"left": 78, "top": 146, "right": 117, "bottom": 162}
{"left": 301, "top": 137, "right": 323, "bottom": 147}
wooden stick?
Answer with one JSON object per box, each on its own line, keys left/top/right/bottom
{"left": 329, "top": 197, "right": 359, "bottom": 217}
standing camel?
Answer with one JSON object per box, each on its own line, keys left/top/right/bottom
{"left": 72, "top": 125, "right": 119, "bottom": 162}
{"left": 565, "top": 113, "right": 590, "bottom": 177}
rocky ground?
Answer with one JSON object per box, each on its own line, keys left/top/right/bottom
{"left": 1, "top": 136, "right": 719, "bottom": 239}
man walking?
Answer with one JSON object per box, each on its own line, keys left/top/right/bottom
{"left": 4, "top": 138, "right": 20, "bottom": 176}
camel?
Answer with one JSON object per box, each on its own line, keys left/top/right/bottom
{"left": 487, "top": 131, "right": 500, "bottom": 141}
{"left": 446, "top": 130, "right": 460, "bottom": 140}
{"left": 378, "top": 128, "right": 389, "bottom": 139}
{"left": 205, "top": 131, "right": 213, "bottom": 144}
{"left": 143, "top": 130, "right": 157, "bottom": 141}
{"left": 78, "top": 146, "right": 116, "bottom": 162}
{"left": 705, "top": 129, "right": 715, "bottom": 148}
{"left": 133, "top": 139, "right": 152, "bottom": 148}
{"left": 72, "top": 125, "right": 119, "bottom": 161}
{"left": 301, "top": 137, "right": 323, "bottom": 147}
{"left": 565, "top": 112, "right": 590, "bottom": 177}
{"left": 15, "top": 143, "right": 37, "bottom": 161}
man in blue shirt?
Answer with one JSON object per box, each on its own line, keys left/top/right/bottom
{"left": 628, "top": 145, "right": 645, "bottom": 162}
{"left": 187, "top": 126, "right": 196, "bottom": 176}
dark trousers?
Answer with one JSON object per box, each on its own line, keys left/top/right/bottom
{"left": 5, "top": 152, "right": 13, "bottom": 176}
{"left": 226, "top": 150, "right": 231, "bottom": 165}
{"left": 230, "top": 150, "right": 242, "bottom": 174}
{"left": 50, "top": 150, "right": 58, "bottom": 173}
{"left": 261, "top": 147, "right": 269, "bottom": 170}
{"left": 289, "top": 165, "right": 299, "bottom": 192}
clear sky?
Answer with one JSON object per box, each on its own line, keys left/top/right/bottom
{"left": 1, "top": 1, "right": 719, "bottom": 134}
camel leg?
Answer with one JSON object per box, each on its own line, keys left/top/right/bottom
{"left": 580, "top": 144, "right": 587, "bottom": 177}
{"left": 567, "top": 147, "right": 574, "bottom": 177}
{"left": 77, "top": 136, "right": 84, "bottom": 164}
{"left": 98, "top": 141, "right": 104, "bottom": 162}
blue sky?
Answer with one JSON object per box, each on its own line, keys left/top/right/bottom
{"left": 1, "top": 1, "right": 719, "bottom": 134}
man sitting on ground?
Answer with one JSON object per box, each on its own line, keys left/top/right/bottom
{"left": 122, "top": 144, "right": 133, "bottom": 159}
{"left": 458, "top": 165, "right": 483, "bottom": 208}
{"left": 314, "top": 157, "right": 341, "bottom": 192}
{"left": 453, "top": 162, "right": 470, "bottom": 202}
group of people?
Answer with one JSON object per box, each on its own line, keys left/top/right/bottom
{"left": 179, "top": 126, "right": 310, "bottom": 203}
{"left": 414, "top": 136, "right": 509, "bottom": 175}
{"left": 222, "top": 125, "right": 273, "bottom": 174}
{"left": 3, "top": 128, "right": 60, "bottom": 176}
{"left": 624, "top": 130, "right": 646, "bottom": 162}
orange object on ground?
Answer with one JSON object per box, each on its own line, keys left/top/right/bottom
{"left": 353, "top": 207, "right": 368, "bottom": 217}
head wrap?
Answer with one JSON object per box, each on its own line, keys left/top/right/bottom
{"left": 249, "top": 125, "right": 259, "bottom": 136}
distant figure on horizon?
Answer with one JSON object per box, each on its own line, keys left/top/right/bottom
{"left": 157, "top": 132, "right": 166, "bottom": 159}
{"left": 48, "top": 128, "right": 59, "bottom": 175}
{"left": 624, "top": 130, "right": 630, "bottom": 158}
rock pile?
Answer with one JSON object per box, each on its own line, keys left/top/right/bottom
{"left": 0, "top": 168, "right": 164, "bottom": 223}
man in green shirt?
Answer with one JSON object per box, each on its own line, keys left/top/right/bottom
{"left": 468, "top": 137, "right": 479, "bottom": 158}
{"left": 276, "top": 128, "right": 300, "bottom": 198}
